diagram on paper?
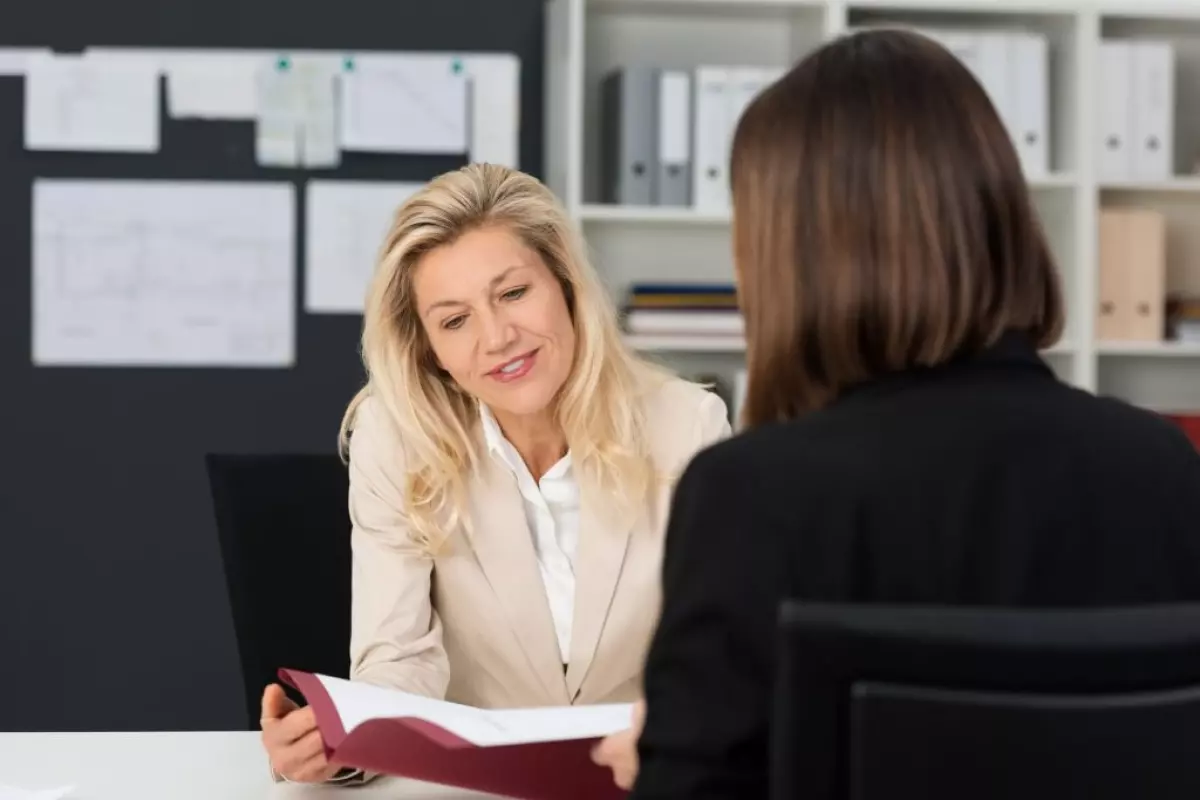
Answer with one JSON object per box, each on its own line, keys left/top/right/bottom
{"left": 305, "top": 180, "right": 424, "bottom": 314}
{"left": 32, "top": 179, "right": 296, "bottom": 367}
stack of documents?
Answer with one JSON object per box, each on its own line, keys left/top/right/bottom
{"left": 600, "top": 65, "right": 783, "bottom": 211}
{"left": 1167, "top": 298, "right": 1200, "bottom": 343}
{"left": 280, "top": 669, "right": 631, "bottom": 800}
{"left": 622, "top": 283, "right": 742, "bottom": 338}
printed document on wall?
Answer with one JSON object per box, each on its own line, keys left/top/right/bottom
{"left": 32, "top": 180, "right": 296, "bottom": 367}
{"left": 305, "top": 180, "right": 424, "bottom": 313}
{"left": 0, "top": 48, "right": 49, "bottom": 77}
{"left": 167, "top": 51, "right": 264, "bottom": 119}
{"left": 338, "top": 55, "right": 468, "bottom": 154}
{"left": 24, "top": 53, "right": 159, "bottom": 152}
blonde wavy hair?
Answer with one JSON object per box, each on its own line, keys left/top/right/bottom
{"left": 339, "top": 163, "right": 672, "bottom": 553}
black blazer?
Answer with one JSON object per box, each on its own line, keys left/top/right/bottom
{"left": 631, "top": 332, "right": 1200, "bottom": 800}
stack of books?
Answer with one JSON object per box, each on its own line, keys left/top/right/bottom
{"left": 1167, "top": 297, "right": 1200, "bottom": 343}
{"left": 622, "top": 282, "right": 742, "bottom": 341}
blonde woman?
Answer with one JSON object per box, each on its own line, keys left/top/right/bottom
{"left": 260, "top": 164, "right": 731, "bottom": 785}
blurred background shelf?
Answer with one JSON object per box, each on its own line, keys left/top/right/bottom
{"left": 545, "top": 0, "right": 1200, "bottom": 414}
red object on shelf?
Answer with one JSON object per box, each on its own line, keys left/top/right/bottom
{"left": 1162, "top": 414, "right": 1200, "bottom": 450}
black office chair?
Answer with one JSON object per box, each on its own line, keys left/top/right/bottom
{"left": 774, "top": 602, "right": 1200, "bottom": 800}
{"left": 206, "top": 453, "right": 352, "bottom": 730}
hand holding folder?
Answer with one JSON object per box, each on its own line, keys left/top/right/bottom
{"left": 279, "top": 669, "right": 634, "bottom": 799}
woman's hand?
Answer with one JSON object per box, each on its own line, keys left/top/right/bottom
{"left": 260, "top": 683, "right": 342, "bottom": 783}
{"left": 592, "top": 698, "right": 646, "bottom": 790}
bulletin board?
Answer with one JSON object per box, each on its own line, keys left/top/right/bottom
{"left": 0, "top": 0, "right": 545, "bottom": 733}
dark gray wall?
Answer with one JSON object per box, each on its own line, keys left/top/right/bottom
{"left": 0, "top": 0, "right": 545, "bottom": 731}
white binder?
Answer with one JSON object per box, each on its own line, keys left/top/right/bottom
{"left": 692, "top": 66, "right": 732, "bottom": 212}
{"left": 975, "top": 32, "right": 1018, "bottom": 148}
{"left": 1130, "top": 41, "right": 1175, "bottom": 181}
{"left": 1097, "top": 41, "right": 1134, "bottom": 182}
{"left": 655, "top": 69, "right": 692, "bottom": 206}
{"left": 1011, "top": 32, "right": 1049, "bottom": 178}
{"left": 919, "top": 28, "right": 981, "bottom": 75}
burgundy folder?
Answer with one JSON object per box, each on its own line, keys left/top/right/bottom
{"left": 279, "top": 669, "right": 628, "bottom": 800}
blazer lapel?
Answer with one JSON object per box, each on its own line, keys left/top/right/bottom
{"left": 467, "top": 457, "right": 570, "bottom": 705}
{"left": 566, "top": 495, "right": 635, "bottom": 699}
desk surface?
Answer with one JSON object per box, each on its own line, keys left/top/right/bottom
{"left": 0, "top": 732, "right": 496, "bottom": 799}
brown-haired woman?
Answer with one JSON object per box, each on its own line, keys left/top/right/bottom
{"left": 616, "top": 27, "right": 1200, "bottom": 798}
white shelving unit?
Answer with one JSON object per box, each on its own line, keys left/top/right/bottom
{"left": 543, "top": 0, "right": 1200, "bottom": 413}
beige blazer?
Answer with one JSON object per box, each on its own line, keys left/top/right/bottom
{"left": 346, "top": 377, "right": 731, "bottom": 709}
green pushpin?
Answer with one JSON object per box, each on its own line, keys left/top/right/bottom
{"left": 451, "top": 58, "right": 463, "bottom": 75}
{"left": 343, "top": 56, "right": 355, "bottom": 72}
{"left": 276, "top": 55, "right": 290, "bottom": 71}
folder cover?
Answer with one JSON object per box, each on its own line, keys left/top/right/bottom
{"left": 279, "top": 669, "right": 630, "bottom": 800}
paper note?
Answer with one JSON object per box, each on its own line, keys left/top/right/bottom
{"left": 0, "top": 48, "right": 49, "bottom": 77}
{"left": 0, "top": 785, "right": 74, "bottom": 800}
{"left": 255, "top": 55, "right": 339, "bottom": 168}
{"left": 167, "top": 53, "right": 261, "bottom": 119}
{"left": 32, "top": 180, "right": 296, "bottom": 367}
{"left": 338, "top": 55, "right": 468, "bottom": 155}
{"left": 316, "top": 675, "right": 632, "bottom": 747}
{"left": 255, "top": 56, "right": 303, "bottom": 167}
{"left": 462, "top": 54, "right": 521, "bottom": 167}
{"left": 299, "top": 63, "right": 339, "bottom": 168}
{"left": 305, "top": 181, "right": 423, "bottom": 313}
{"left": 24, "top": 53, "right": 159, "bottom": 152}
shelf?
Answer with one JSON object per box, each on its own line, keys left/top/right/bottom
{"left": 588, "top": 0, "right": 823, "bottom": 12}
{"left": 580, "top": 204, "right": 731, "bottom": 224}
{"left": 1097, "top": 341, "right": 1200, "bottom": 357}
{"left": 1027, "top": 173, "right": 1080, "bottom": 189}
{"left": 626, "top": 334, "right": 1076, "bottom": 356}
{"left": 848, "top": 0, "right": 1078, "bottom": 12}
{"left": 1099, "top": 3, "right": 1200, "bottom": 22}
{"left": 625, "top": 333, "right": 746, "bottom": 352}
{"left": 1099, "top": 177, "right": 1200, "bottom": 194}
{"left": 582, "top": 175, "right": 1075, "bottom": 226}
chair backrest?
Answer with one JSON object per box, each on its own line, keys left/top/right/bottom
{"left": 774, "top": 602, "right": 1200, "bottom": 800}
{"left": 206, "top": 453, "right": 351, "bottom": 730}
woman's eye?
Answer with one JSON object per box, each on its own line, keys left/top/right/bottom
{"left": 502, "top": 286, "right": 528, "bottom": 301}
{"left": 443, "top": 315, "right": 466, "bottom": 330}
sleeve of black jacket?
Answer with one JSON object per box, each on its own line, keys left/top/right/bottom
{"left": 630, "top": 441, "right": 791, "bottom": 800}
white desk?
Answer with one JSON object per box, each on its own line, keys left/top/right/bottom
{"left": 0, "top": 732, "right": 497, "bottom": 799}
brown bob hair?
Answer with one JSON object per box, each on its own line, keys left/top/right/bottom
{"left": 730, "top": 27, "right": 1064, "bottom": 427}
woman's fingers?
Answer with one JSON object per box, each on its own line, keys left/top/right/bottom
{"left": 272, "top": 728, "right": 328, "bottom": 780}
{"left": 265, "top": 706, "right": 318, "bottom": 748}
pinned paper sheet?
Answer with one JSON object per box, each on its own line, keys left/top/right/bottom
{"left": 0, "top": 785, "right": 74, "bottom": 800}
{"left": 32, "top": 179, "right": 296, "bottom": 367}
{"left": 461, "top": 54, "right": 520, "bottom": 167}
{"left": 255, "top": 55, "right": 339, "bottom": 168}
{"left": 0, "top": 48, "right": 48, "bottom": 77}
{"left": 338, "top": 54, "right": 468, "bottom": 155}
{"left": 24, "top": 52, "right": 159, "bottom": 152}
{"left": 167, "top": 53, "right": 261, "bottom": 119}
{"left": 305, "top": 181, "right": 423, "bottom": 313}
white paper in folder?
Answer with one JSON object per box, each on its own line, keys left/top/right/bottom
{"left": 305, "top": 180, "right": 424, "bottom": 313}
{"left": 32, "top": 180, "right": 296, "bottom": 367}
{"left": 24, "top": 53, "right": 159, "bottom": 152}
